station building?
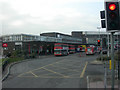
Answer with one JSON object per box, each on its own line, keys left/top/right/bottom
{"left": 40, "top": 32, "right": 82, "bottom": 44}
{"left": 1, "top": 33, "right": 82, "bottom": 56}
{"left": 71, "top": 31, "right": 120, "bottom": 48}
{"left": 1, "top": 31, "right": 120, "bottom": 56}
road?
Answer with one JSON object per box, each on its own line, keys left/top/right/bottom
{"left": 2, "top": 53, "right": 99, "bottom": 88}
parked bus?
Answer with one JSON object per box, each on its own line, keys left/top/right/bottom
{"left": 69, "top": 45, "right": 75, "bottom": 54}
{"left": 54, "top": 43, "right": 69, "bottom": 56}
{"left": 76, "top": 45, "right": 82, "bottom": 52}
{"left": 86, "top": 47, "right": 96, "bottom": 55}
{"left": 80, "top": 45, "right": 86, "bottom": 52}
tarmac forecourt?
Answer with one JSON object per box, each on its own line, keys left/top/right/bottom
{"left": 17, "top": 58, "right": 88, "bottom": 79}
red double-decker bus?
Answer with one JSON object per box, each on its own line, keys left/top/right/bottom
{"left": 86, "top": 47, "right": 96, "bottom": 55}
{"left": 54, "top": 43, "right": 69, "bottom": 56}
{"left": 69, "top": 45, "right": 75, "bottom": 54}
{"left": 77, "top": 45, "right": 82, "bottom": 52}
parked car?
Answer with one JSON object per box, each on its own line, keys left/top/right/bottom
{"left": 102, "top": 49, "right": 107, "bottom": 54}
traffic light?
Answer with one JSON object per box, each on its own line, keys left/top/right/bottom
{"left": 97, "top": 40, "right": 100, "bottom": 46}
{"left": 100, "top": 10, "right": 105, "bottom": 19}
{"left": 105, "top": 2, "right": 119, "bottom": 31}
{"left": 2, "top": 43, "right": 8, "bottom": 47}
{"left": 101, "top": 20, "right": 106, "bottom": 28}
{"left": 100, "top": 10, "right": 106, "bottom": 28}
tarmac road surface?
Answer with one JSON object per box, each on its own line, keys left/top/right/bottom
{"left": 2, "top": 53, "right": 99, "bottom": 88}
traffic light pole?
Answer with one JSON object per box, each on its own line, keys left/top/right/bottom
{"left": 104, "top": 1, "right": 119, "bottom": 89}
{"left": 101, "top": 38, "right": 102, "bottom": 61}
{"left": 107, "top": 34, "right": 110, "bottom": 57}
{"left": 117, "top": 34, "right": 119, "bottom": 80}
{"left": 111, "top": 32, "right": 115, "bottom": 89}
{"left": 117, "top": 34, "right": 120, "bottom": 89}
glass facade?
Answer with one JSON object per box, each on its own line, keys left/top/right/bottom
{"left": 2, "top": 34, "right": 82, "bottom": 44}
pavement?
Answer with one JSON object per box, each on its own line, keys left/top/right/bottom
{"left": 86, "top": 60, "right": 120, "bottom": 89}
{"left": 89, "top": 60, "right": 103, "bottom": 65}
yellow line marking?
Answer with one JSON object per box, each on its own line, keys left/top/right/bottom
{"left": 18, "top": 70, "right": 80, "bottom": 78}
{"left": 80, "top": 62, "right": 88, "bottom": 78}
{"left": 18, "top": 76, "right": 81, "bottom": 78}
{"left": 18, "top": 58, "right": 85, "bottom": 78}
{"left": 17, "top": 59, "right": 66, "bottom": 77}
{"left": 49, "top": 64, "right": 80, "bottom": 72}
{"left": 30, "top": 71, "right": 38, "bottom": 77}
{"left": 18, "top": 67, "right": 80, "bottom": 78}
{"left": 18, "top": 72, "right": 31, "bottom": 77}
{"left": 68, "top": 73, "right": 81, "bottom": 77}
{"left": 42, "top": 67, "right": 70, "bottom": 78}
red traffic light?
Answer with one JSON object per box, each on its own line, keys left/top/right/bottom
{"left": 109, "top": 12, "right": 116, "bottom": 19}
{"left": 97, "top": 40, "right": 100, "bottom": 42}
{"left": 109, "top": 3, "right": 116, "bottom": 11}
{"left": 2, "top": 43, "right": 8, "bottom": 47}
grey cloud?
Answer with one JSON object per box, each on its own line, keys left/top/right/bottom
{"left": 1, "top": 1, "right": 101, "bottom": 36}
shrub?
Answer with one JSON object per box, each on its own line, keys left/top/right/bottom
{"left": 29, "top": 53, "right": 36, "bottom": 58}
{"left": 7, "top": 57, "right": 24, "bottom": 63}
{"left": 96, "top": 51, "right": 120, "bottom": 61}
{"left": 10, "top": 50, "right": 22, "bottom": 58}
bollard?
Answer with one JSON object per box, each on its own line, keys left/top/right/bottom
{"left": 109, "top": 60, "right": 116, "bottom": 70}
{"left": 109, "top": 60, "right": 111, "bottom": 70}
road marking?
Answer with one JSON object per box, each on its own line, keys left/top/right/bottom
{"left": 42, "top": 67, "right": 70, "bottom": 78}
{"left": 18, "top": 76, "right": 82, "bottom": 78}
{"left": 30, "top": 71, "right": 38, "bottom": 77}
{"left": 49, "top": 64, "right": 80, "bottom": 72}
{"left": 80, "top": 62, "right": 88, "bottom": 78}
{"left": 68, "top": 73, "right": 81, "bottom": 77}
{"left": 18, "top": 58, "right": 87, "bottom": 78}
{"left": 18, "top": 72, "right": 31, "bottom": 77}
{"left": 17, "top": 59, "right": 66, "bottom": 77}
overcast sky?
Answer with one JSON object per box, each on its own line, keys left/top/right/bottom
{"left": 0, "top": 0, "right": 105, "bottom": 36}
